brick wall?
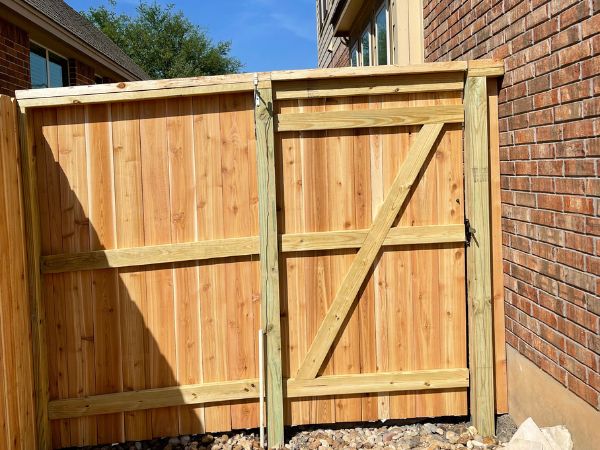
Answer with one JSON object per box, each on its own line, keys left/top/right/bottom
{"left": 0, "top": 17, "right": 30, "bottom": 96}
{"left": 0, "top": 18, "right": 105, "bottom": 97}
{"left": 424, "top": 0, "right": 599, "bottom": 409}
{"left": 69, "top": 59, "right": 96, "bottom": 86}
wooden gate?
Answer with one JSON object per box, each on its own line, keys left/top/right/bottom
{"left": 14, "top": 60, "right": 507, "bottom": 449}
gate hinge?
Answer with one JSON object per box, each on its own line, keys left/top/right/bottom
{"left": 465, "top": 219, "right": 476, "bottom": 246}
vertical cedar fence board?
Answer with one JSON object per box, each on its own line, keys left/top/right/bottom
{"left": 0, "top": 95, "right": 37, "bottom": 450}
{"left": 8, "top": 60, "right": 506, "bottom": 449}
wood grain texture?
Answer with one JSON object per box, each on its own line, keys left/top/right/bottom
{"left": 49, "top": 380, "right": 260, "bottom": 420}
{"left": 41, "top": 224, "right": 464, "bottom": 273}
{"left": 273, "top": 72, "right": 464, "bottom": 100}
{"left": 17, "top": 82, "right": 254, "bottom": 109}
{"left": 47, "top": 367, "right": 468, "bottom": 421}
{"left": 296, "top": 123, "right": 444, "bottom": 380}
{"left": 464, "top": 76, "right": 495, "bottom": 437}
{"left": 255, "top": 82, "right": 285, "bottom": 448}
{"left": 112, "top": 102, "right": 150, "bottom": 441}
{"left": 16, "top": 65, "right": 505, "bottom": 446}
{"left": 487, "top": 78, "right": 508, "bottom": 413}
{"left": 0, "top": 96, "right": 38, "bottom": 450}
{"left": 277, "top": 105, "right": 463, "bottom": 132}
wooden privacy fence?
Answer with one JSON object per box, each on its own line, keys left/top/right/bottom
{"left": 6, "top": 60, "right": 507, "bottom": 450}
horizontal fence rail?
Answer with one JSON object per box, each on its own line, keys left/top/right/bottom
{"left": 48, "top": 368, "right": 470, "bottom": 420}
{"left": 41, "top": 224, "right": 466, "bottom": 273}
{"left": 11, "top": 60, "right": 506, "bottom": 450}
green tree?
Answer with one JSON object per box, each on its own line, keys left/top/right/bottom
{"left": 83, "top": 0, "right": 242, "bottom": 79}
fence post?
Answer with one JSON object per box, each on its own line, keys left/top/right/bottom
{"left": 254, "top": 77, "right": 285, "bottom": 448}
{"left": 464, "top": 75, "right": 495, "bottom": 437}
{"left": 17, "top": 104, "right": 52, "bottom": 449}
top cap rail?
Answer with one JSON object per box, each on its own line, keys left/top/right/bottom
{"left": 15, "top": 60, "right": 504, "bottom": 109}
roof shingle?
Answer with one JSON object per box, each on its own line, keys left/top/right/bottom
{"left": 24, "top": 0, "right": 148, "bottom": 80}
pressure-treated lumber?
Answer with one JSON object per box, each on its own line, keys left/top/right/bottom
{"left": 16, "top": 73, "right": 257, "bottom": 100}
{"left": 14, "top": 61, "right": 474, "bottom": 104}
{"left": 48, "top": 380, "right": 260, "bottom": 420}
{"left": 467, "top": 60, "right": 504, "bottom": 77}
{"left": 41, "top": 224, "right": 465, "bottom": 274}
{"left": 273, "top": 72, "right": 464, "bottom": 100}
{"left": 47, "top": 368, "right": 469, "bottom": 420}
{"left": 17, "top": 105, "right": 52, "bottom": 450}
{"left": 282, "top": 224, "right": 465, "bottom": 251}
{"left": 487, "top": 78, "right": 508, "bottom": 412}
{"left": 255, "top": 80, "right": 285, "bottom": 448}
{"left": 41, "top": 236, "right": 258, "bottom": 273}
{"left": 287, "top": 368, "right": 469, "bottom": 398}
{"left": 464, "top": 76, "right": 495, "bottom": 437}
{"left": 295, "top": 123, "right": 444, "bottom": 380}
{"left": 16, "top": 81, "right": 254, "bottom": 109}
{"left": 270, "top": 61, "right": 468, "bottom": 80}
{"left": 276, "top": 105, "right": 463, "bottom": 132}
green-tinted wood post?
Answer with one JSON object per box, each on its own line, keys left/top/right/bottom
{"left": 464, "top": 76, "right": 495, "bottom": 437}
{"left": 254, "top": 78, "right": 285, "bottom": 448}
{"left": 17, "top": 104, "right": 52, "bottom": 449}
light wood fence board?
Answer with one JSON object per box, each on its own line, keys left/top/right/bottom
{"left": 193, "top": 94, "right": 232, "bottom": 433}
{"left": 6, "top": 63, "right": 505, "bottom": 448}
{"left": 139, "top": 99, "right": 179, "bottom": 438}
{"left": 488, "top": 78, "right": 508, "bottom": 414}
{"left": 87, "top": 103, "right": 124, "bottom": 443}
{"left": 165, "top": 98, "right": 204, "bottom": 433}
{"left": 0, "top": 96, "right": 37, "bottom": 450}
{"left": 111, "top": 101, "right": 150, "bottom": 441}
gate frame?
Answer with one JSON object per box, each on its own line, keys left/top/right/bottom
{"left": 15, "top": 60, "right": 504, "bottom": 449}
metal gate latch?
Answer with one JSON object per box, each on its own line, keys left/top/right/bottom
{"left": 465, "top": 219, "right": 476, "bottom": 246}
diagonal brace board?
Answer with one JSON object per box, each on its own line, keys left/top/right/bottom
{"left": 295, "top": 123, "right": 445, "bottom": 380}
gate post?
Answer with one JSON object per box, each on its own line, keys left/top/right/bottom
{"left": 464, "top": 74, "right": 496, "bottom": 437}
{"left": 254, "top": 77, "right": 285, "bottom": 448}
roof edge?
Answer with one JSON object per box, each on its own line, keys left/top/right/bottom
{"left": 2, "top": 0, "right": 147, "bottom": 80}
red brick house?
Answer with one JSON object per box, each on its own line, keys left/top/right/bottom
{"left": 0, "top": 0, "right": 147, "bottom": 97}
{"left": 317, "top": 0, "right": 599, "bottom": 447}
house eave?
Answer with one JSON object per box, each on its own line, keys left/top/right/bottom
{"left": 1, "top": 0, "right": 145, "bottom": 81}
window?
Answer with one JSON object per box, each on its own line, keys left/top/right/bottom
{"left": 350, "top": 43, "right": 359, "bottom": 67}
{"left": 349, "top": 1, "right": 390, "bottom": 67}
{"left": 30, "top": 43, "right": 69, "bottom": 89}
{"left": 375, "top": 5, "right": 389, "bottom": 65}
{"left": 360, "top": 26, "right": 371, "bottom": 66}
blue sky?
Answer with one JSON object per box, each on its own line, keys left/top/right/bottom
{"left": 67, "top": 0, "right": 318, "bottom": 72}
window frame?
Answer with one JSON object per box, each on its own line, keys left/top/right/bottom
{"left": 29, "top": 41, "right": 70, "bottom": 89}
{"left": 360, "top": 24, "right": 372, "bottom": 67}
{"left": 374, "top": 1, "right": 390, "bottom": 66}
{"left": 349, "top": 0, "right": 391, "bottom": 67}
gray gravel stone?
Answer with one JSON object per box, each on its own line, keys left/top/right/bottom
{"left": 69, "top": 418, "right": 516, "bottom": 450}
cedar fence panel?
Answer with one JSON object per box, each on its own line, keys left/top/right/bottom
{"left": 6, "top": 60, "right": 506, "bottom": 449}
{"left": 0, "top": 95, "right": 37, "bottom": 450}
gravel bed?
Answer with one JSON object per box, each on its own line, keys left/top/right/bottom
{"left": 70, "top": 415, "right": 516, "bottom": 450}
